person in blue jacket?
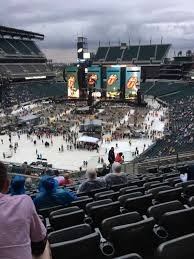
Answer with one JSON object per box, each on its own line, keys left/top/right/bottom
{"left": 33, "top": 176, "right": 77, "bottom": 210}
{"left": 10, "top": 175, "right": 26, "bottom": 196}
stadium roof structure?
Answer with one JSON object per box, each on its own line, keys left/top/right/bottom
{"left": 93, "top": 43, "right": 171, "bottom": 65}
{"left": 0, "top": 25, "right": 44, "bottom": 40}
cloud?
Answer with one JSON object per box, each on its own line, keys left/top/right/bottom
{"left": 0, "top": 0, "right": 194, "bottom": 62}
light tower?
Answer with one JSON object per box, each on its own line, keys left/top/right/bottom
{"left": 77, "top": 36, "right": 88, "bottom": 62}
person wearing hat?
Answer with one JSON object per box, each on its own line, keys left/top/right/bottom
{"left": 10, "top": 175, "right": 25, "bottom": 196}
{"left": 33, "top": 176, "right": 77, "bottom": 210}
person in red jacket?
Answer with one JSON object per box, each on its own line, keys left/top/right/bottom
{"left": 115, "top": 152, "right": 124, "bottom": 164}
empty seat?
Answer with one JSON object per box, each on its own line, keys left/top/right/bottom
{"left": 150, "top": 182, "right": 171, "bottom": 189}
{"left": 147, "top": 186, "right": 172, "bottom": 197}
{"left": 120, "top": 186, "right": 145, "bottom": 195}
{"left": 157, "top": 233, "right": 194, "bottom": 259}
{"left": 86, "top": 201, "right": 120, "bottom": 226}
{"left": 144, "top": 181, "right": 160, "bottom": 190}
{"left": 101, "top": 212, "right": 142, "bottom": 239}
{"left": 77, "top": 187, "right": 108, "bottom": 198}
{"left": 38, "top": 205, "right": 63, "bottom": 218}
{"left": 49, "top": 206, "right": 85, "bottom": 230}
{"left": 124, "top": 194, "right": 153, "bottom": 215}
{"left": 164, "top": 177, "right": 182, "bottom": 186}
{"left": 110, "top": 217, "right": 155, "bottom": 257}
{"left": 111, "top": 183, "right": 128, "bottom": 192}
{"left": 118, "top": 192, "right": 143, "bottom": 206}
{"left": 86, "top": 199, "right": 113, "bottom": 214}
{"left": 120, "top": 186, "right": 138, "bottom": 194}
{"left": 130, "top": 180, "right": 145, "bottom": 187}
{"left": 70, "top": 196, "right": 93, "bottom": 210}
{"left": 87, "top": 187, "right": 108, "bottom": 198}
{"left": 175, "top": 180, "right": 194, "bottom": 189}
{"left": 184, "top": 184, "right": 194, "bottom": 197}
{"left": 147, "top": 200, "right": 185, "bottom": 222}
{"left": 94, "top": 190, "right": 117, "bottom": 200}
{"left": 159, "top": 208, "right": 194, "bottom": 239}
{"left": 188, "top": 196, "right": 194, "bottom": 207}
{"left": 48, "top": 224, "right": 100, "bottom": 259}
{"left": 163, "top": 173, "right": 180, "bottom": 180}
{"left": 95, "top": 190, "right": 114, "bottom": 197}
{"left": 114, "top": 254, "right": 143, "bottom": 259}
{"left": 155, "top": 188, "right": 182, "bottom": 203}
{"left": 128, "top": 179, "right": 146, "bottom": 187}
{"left": 144, "top": 176, "right": 163, "bottom": 182}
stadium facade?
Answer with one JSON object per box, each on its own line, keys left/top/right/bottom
{"left": 0, "top": 25, "right": 66, "bottom": 106}
{"left": 92, "top": 43, "right": 171, "bottom": 79}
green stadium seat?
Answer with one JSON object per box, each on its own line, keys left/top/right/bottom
{"left": 122, "top": 46, "right": 139, "bottom": 61}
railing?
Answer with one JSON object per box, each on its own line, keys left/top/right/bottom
{"left": 6, "top": 150, "right": 194, "bottom": 180}
{"left": 136, "top": 150, "right": 194, "bottom": 173}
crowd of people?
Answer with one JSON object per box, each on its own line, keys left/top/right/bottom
{"left": 0, "top": 99, "right": 160, "bottom": 170}
{"left": 0, "top": 154, "right": 131, "bottom": 258}
{"left": 1, "top": 96, "right": 194, "bottom": 258}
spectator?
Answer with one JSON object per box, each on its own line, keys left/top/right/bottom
{"left": 10, "top": 175, "right": 25, "bottom": 195}
{"left": 77, "top": 168, "right": 106, "bottom": 193}
{"left": 34, "top": 176, "right": 77, "bottom": 210}
{"left": 108, "top": 147, "right": 115, "bottom": 165}
{"left": 0, "top": 162, "right": 47, "bottom": 259}
{"left": 104, "top": 162, "right": 127, "bottom": 187}
{"left": 115, "top": 152, "right": 124, "bottom": 164}
{"left": 63, "top": 172, "right": 74, "bottom": 185}
{"left": 25, "top": 177, "right": 34, "bottom": 192}
{"left": 54, "top": 169, "right": 65, "bottom": 186}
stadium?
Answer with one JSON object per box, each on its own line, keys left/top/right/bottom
{"left": 1, "top": 19, "right": 194, "bottom": 259}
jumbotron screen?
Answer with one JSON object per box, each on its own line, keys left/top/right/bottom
{"left": 106, "top": 67, "right": 121, "bottom": 98}
{"left": 125, "top": 66, "right": 141, "bottom": 99}
{"left": 87, "top": 66, "right": 101, "bottom": 90}
{"left": 65, "top": 66, "right": 79, "bottom": 98}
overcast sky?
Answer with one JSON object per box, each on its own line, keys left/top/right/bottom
{"left": 1, "top": 0, "right": 194, "bottom": 62}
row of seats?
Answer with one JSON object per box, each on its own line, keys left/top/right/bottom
{"left": 10, "top": 171, "right": 193, "bottom": 258}
{"left": 0, "top": 63, "right": 52, "bottom": 76}
{"left": 141, "top": 81, "right": 187, "bottom": 97}
{"left": 44, "top": 197, "right": 194, "bottom": 258}
{"left": 94, "top": 44, "right": 170, "bottom": 62}
{"left": 33, "top": 174, "right": 194, "bottom": 258}
{"left": 0, "top": 37, "right": 42, "bottom": 56}
{"left": 38, "top": 183, "right": 194, "bottom": 228}
{"left": 5, "top": 81, "right": 66, "bottom": 106}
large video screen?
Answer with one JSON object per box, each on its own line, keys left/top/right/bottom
{"left": 65, "top": 66, "right": 79, "bottom": 98}
{"left": 125, "top": 66, "right": 141, "bottom": 99}
{"left": 106, "top": 67, "right": 121, "bottom": 98}
{"left": 87, "top": 66, "right": 101, "bottom": 91}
